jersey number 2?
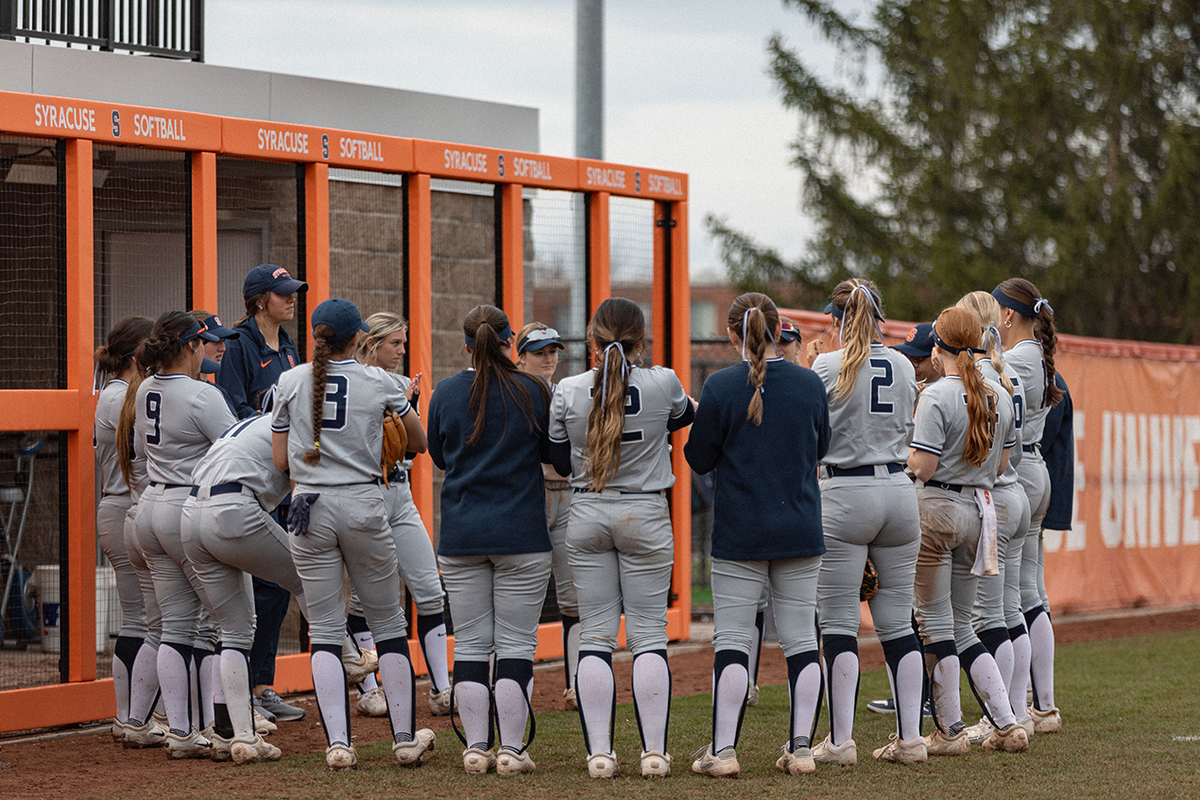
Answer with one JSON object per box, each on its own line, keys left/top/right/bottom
{"left": 868, "top": 358, "right": 894, "bottom": 414}
{"left": 322, "top": 375, "right": 348, "bottom": 430}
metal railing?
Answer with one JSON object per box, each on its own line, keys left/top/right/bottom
{"left": 0, "top": 0, "right": 203, "bottom": 61}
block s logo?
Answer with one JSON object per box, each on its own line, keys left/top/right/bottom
{"left": 112, "top": 110, "right": 121, "bottom": 138}
{"left": 497, "top": 154, "right": 505, "bottom": 178}
{"left": 322, "top": 134, "right": 329, "bottom": 159}
{"left": 635, "top": 170, "right": 641, "bottom": 192}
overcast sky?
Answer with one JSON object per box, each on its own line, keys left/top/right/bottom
{"left": 206, "top": 0, "right": 877, "bottom": 279}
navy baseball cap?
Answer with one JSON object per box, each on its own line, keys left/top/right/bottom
{"left": 312, "top": 298, "right": 370, "bottom": 341}
{"left": 893, "top": 323, "right": 935, "bottom": 358}
{"left": 198, "top": 314, "right": 239, "bottom": 341}
{"left": 823, "top": 301, "right": 845, "bottom": 320}
{"left": 199, "top": 357, "right": 221, "bottom": 375}
{"left": 778, "top": 318, "right": 800, "bottom": 343}
{"left": 243, "top": 264, "right": 308, "bottom": 298}
{"left": 180, "top": 319, "right": 219, "bottom": 345}
{"left": 517, "top": 326, "right": 564, "bottom": 354}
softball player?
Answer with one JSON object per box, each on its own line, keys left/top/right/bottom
{"left": 133, "top": 311, "right": 236, "bottom": 758}
{"left": 516, "top": 322, "right": 580, "bottom": 710}
{"left": 95, "top": 315, "right": 156, "bottom": 743}
{"left": 347, "top": 312, "right": 451, "bottom": 718}
{"left": 957, "top": 291, "right": 1035, "bottom": 741}
{"left": 427, "top": 304, "right": 554, "bottom": 776}
{"left": 684, "top": 292, "right": 828, "bottom": 778}
{"left": 777, "top": 317, "right": 802, "bottom": 365}
{"left": 271, "top": 298, "right": 431, "bottom": 771}
{"left": 548, "top": 297, "right": 692, "bottom": 780}
{"left": 993, "top": 278, "right": 1064, "bottom": 734}
{"left": 909, "top": 306, "right": 1027, "bottom": 755}
{"left": 809, "top": 280, "right": 924, "bottom": 765}
{"left": 181, "top": 412, "right": 308, "bottom": 763}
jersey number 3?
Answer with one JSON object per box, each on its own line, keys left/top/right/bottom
{"left": 868, "top": 358, "right": 894, "bottom": 414}
{"left": 322, "top": 375, "right": 349, "bottom": 430}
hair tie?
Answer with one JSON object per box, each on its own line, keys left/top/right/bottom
{"left": 984, "top": 324, "right": 1003, "bottom": 356}
{"left": 1032, "top": 297, "right": 1053, "bottom": 316}
{"left": 839, "top": 285, "right": 884, "bottom": 344}
{"left": 600, "top": 341, "right": 630, "bottom": 401}
{"left": 739, "top": 308, "right": 777, "bottom": 360}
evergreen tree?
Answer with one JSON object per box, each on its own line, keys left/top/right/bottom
{"left": 709, "top": 0, "right": 1200, "bottom": 342}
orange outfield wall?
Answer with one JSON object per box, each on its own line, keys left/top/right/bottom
{"left": 0, "top": 90, "right": 691, "bottom": 733}
{"left": 783, "top": 309, "right": 1200, "bottom": 617}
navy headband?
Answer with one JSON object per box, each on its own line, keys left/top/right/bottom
{"left": 932, "top": 328, "right": 983, "bottom": 356}
{"left": 992, "top": 286, "right": 1053, "bottom": 319}
{"left": 465, "top": 323, "right": 514, "bottom": 348}
{"left": 179, "top": 320, "right": 204, "bottom": 345}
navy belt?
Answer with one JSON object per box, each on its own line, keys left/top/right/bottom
{"left": 150, "top": 481, "right": 188, "bottom": 490}
{"left": 928, "top": 480, "right": 968, "bottom": 493}
{"left": 386, "top": 466, "right": 409, "bottom": 484}
{"left": 1022, "top": 444, "right": 1038, "bottom": 453}
{"left": 189, "top": 483, "right": 245, "bottom": 497}
{"left": 824, "top": 463, "right": 905, "bottom": 478}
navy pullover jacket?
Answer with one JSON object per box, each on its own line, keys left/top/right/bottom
{"left": 1040, "top": 373, "right": 1074, "bottom": 531}
{"left": 428, "top": 369, "right": 553, "bottom": 556}
{"left": 216, "top": 316, "right": 300, "bottom": 419}
{"left": 685, "top": 359, "right": 830, "bottom": 561}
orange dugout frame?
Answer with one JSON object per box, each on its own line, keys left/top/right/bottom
{"left": 0, "top": 90, "right": 691, "bottom": 733}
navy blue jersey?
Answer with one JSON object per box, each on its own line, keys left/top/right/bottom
{"left": 427, "top": 369, "right": 552, "bottom": 556}
{"left": 685, "top": 358, "right": 830, "bottom": 561}
{"left": 216, "top": 316, "right": 300, "bottom": 419}
{"left": 1041, "top": 373, "right": 1074, "bottom": 530}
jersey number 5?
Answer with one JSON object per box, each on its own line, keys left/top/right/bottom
{"left": 322, "top": 375, "right": 349, "bottom": 430}
{"left": 145, "top": 391, "right": 163, "bottom": 445}
{"left": 868, "top": 358, "right": 894, "bottom": 414}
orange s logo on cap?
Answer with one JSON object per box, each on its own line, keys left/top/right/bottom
{"left": 272, "top": 267, "right": 289, "bottom": 279}
{"left": 906, "top": 327, "right": 917, "bottom": 342}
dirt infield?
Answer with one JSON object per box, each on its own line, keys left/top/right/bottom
{"left": 1, "top": 606, "right": 1197, "bottom": 799}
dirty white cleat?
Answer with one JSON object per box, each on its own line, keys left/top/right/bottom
{"left": 122, "top": 718, "right": 167, "bottom": 749}
{"left": 775, "top": 740, "right": 817, "bottom": 775}
{"left": 253, "top": 710, "right": 277, "bottom": 735}
{"left": 872, "top": 733, "right": 928, "bottom": 764}
{"left": 206, "top": 728, "right": 233, "bottom": 762}
{"left": 746, "top": 683, "right": 760, "bottom": 707}
{"left": 462, "top": 747, "right": 496, "bottom": 774}
{"left": 428, "top": 686, "right": 453, "bottom": 716}
{"left": 496, "top": 747, "right": 536, "bottom": 776}
{"left": 393, "top": 728, "right": 436, "bottom": 766}
{"left": 164, "top": 729, "right": 213, "bottom": 759}
{"left": 982, "top": 723, "right": 1030, "bottom": 753}
{"left": 231, "top": 734, "right": 281, "bottom": 764}
{"left": 965, "top": 716, "right": 996, "bottom": 743}
{"left": 326, "top": 742, "right": 357, "bottom": 770}
{"left": 812, "top": 734, "right": 856, "bottom": 766}
{"left": 1030, "top": 705, "right": 1062, "bottom": 733}
{"left": 693, "top": 744, "right": 739, "bottom": 778}
{"left": 587, "top": 751, "right": 620, "bottom": 779}
{"left": 563, "top": 686, "right": 578, "bottom": 711}
{"left": 342, "top": 647, "right": 379, "bottom": 686}
{"left": 924, "top": 726, "right": 970, "bottom": 756}
{"left": 357, "top": 686, "right": 387, "bottom": 717}
{"left": 640, "top": 749, "right": 671, "bottom": 778}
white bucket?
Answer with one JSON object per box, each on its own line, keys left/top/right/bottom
{"left": 33, "top": 565, "right": 121, "bottom": 653}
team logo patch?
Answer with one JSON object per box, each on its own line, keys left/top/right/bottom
{"left": 287, "top": 355, "right": 295, "bottom": 368}
{"left": 213, "top": 316, "right": 222, "bottom": 326}
{"left": 906, "top": 327, "right": 917, "bottom": 342}
{"left": 273, "top": 267, "right": 289, "bottom": 279}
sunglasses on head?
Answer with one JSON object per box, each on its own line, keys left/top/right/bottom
{"left": 518, "top": 327, "right": 563, "bottom": 351}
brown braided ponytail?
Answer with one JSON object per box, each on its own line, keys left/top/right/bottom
{"left": 303, "top": 323, "right": 351, "bottom": 465}
{"left": 726, "top": 292, "right": 779, "bottom": 426}
{"left": 585, "top": 298, "right": 645, "bottom": 490}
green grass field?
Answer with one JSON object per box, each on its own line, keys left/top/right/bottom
{"left": 93, "top": 627, "right": 1200, "bottom": 799}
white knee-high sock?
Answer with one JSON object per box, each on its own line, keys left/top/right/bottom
{"left": 1028, "top": 612, "right": 1056, "bottom": 709}
{"left": 966, "top": 651, "right": 1016, "bottom": 728}
{"left": 129, "top": 642, "right": 161, "bottom": 724}
{"left": 788, "top": 660, "right": 821, "bottom": 748}
{"left": 992, "top": 638, "right": 1014, "bottom": 696}
{"left": 890, "top": 649, "right": 924, "bottom": 742}
{"left": 828, "top": 650, "right": 859, "bottom": 745}
{"left": 378, "top": 649, "right": 416, "bottom": 741}
{"left": 311, "top": 647, "right": 350, "bottom": 746}
{"left": 494, "top": 679, "right": 529, "bottom": 750}
{"left": 351, "top": 629, "right": 379, "bottom": 692}
{"left": 157, "top": 642, "right": 192, "bottom": 734}
{"left": 220, "top": 649, "right": 254, "bottom": 741}
{"left": 713, "top": 656, "right": 748, "bottom": 752}
{"left": 455, "top": 680, "right": 492, "bottom": 749}
{"left": 576, "top": 654, "right": 615, "bottom": 754}
{"left": 198, "top": 651, "right": 217, "bottom": 729}
{"left": 1009, "top": 632, "right": 1032, "bottom": 718}
{"left": 565, "top": 622, "right": 581, "bottom": 691}
{"left": 930, "top": 656, "right": 962, "bottom": 731}
{"left": 418, "top": 616, "right": 450, "bottom": 694}
{"left": 632, "top": 651, "right": 671, "bottom": 753}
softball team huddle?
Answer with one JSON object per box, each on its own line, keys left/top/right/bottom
{"left": 93, "top": 263, "right": 1064, "bottom": 777}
